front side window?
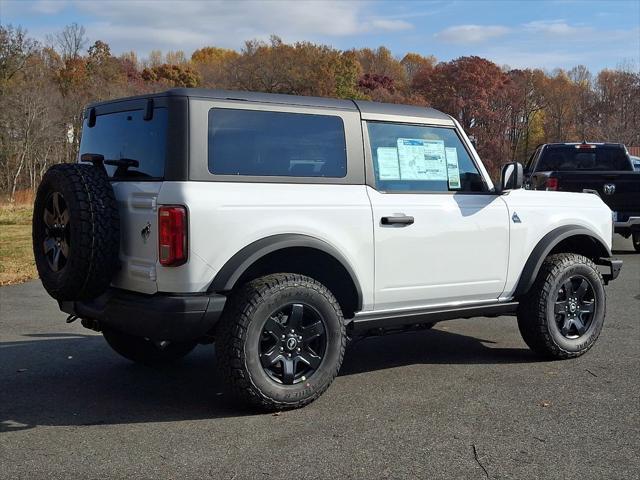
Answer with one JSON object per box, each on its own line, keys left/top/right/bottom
{"left": 79, "top": 108, "right": 168, "bottom": 180}
{"left": 367, "top": 122, "right": 486, "bottom": 193}
{"left": 208, "top": 108, "right": 347, "bottom": 178}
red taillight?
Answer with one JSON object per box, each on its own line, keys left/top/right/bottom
{"left": 546, "top": 177, "right": 559, "bottom": 191}
{"left": 158, "top": 206, "right": 187, "bottom": 266}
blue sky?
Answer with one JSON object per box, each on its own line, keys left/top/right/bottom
{"left": 1, "top": 0, "right": 638, "bottom": 72}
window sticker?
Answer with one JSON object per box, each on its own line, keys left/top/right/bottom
{"left": 376, "top": 147, "right": 400, "bottom": 180}
{"left": 445, "top": 147, "right": 461, "bottom": 189}
{"left": 397, "top": 138, "right": 447, "bottom": 180}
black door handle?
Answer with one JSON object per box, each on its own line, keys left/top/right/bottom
{"left": 381, "top": 215, "right": 414, "bottom": 226}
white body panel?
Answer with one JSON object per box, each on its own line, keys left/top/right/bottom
{"left": 113, "top": 181, "right": 612, "bottom": 312}
{"left": 500, "top": 189, "right": 613, "bottom": 298}
{"left": 367, "top": 187, "right": 509, "bottom": 310}
{"left": 156, "top": 182, "right": 376, "bottom": 309}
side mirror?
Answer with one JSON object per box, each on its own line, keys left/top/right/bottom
{"left": 499, "top": 162, "right": 524, "bottom": 192}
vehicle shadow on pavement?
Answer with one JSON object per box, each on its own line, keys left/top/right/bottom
{"left": 0, "top": 333, "right": 243, "bottom": 432}
{"left": 0, "top": 326, "right": 539, "bottom": 430}
{"left": 340, "top": 327, "right": 539, "bottom": 377}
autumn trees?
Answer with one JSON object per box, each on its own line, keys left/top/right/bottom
{"left": 594, "top": 68, "right": 640, "bottom": 146}
{"left": 1, "top": 23, "right": 639, "bottom": 200}
{"left": 192, "top": 36, "right": 364, "bottom": 98}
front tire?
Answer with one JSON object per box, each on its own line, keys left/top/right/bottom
{"left": 216, "top": 273, "right": 346, "bottom": 411}
{"left": 517, "top": 253, "right": 606, "bottom": 359}
{"left": 632, "top": 232, "right": 640, "bottom": 253}
{"left": 103, "top": 329, "right": 197, "bottom": 365}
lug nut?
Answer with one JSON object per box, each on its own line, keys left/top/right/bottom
{"left": 296, "top": 348, "right": 300, "bottom": 352}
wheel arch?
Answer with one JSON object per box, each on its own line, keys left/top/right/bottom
{"left": 514, "top": 225, "right": 611, "bottom": 298}
{"left": 209, "top": 234, "right": 363, "bottom": 318}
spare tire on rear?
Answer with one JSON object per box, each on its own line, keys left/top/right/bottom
{"left": 32, "top": 163, "right": 120, "bottom": 301}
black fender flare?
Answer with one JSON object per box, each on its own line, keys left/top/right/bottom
{"left": 209, "top": 234, "right": 363, "bottom": 310}
{"left": 513, "top": 225, "right": 611, "bottom": 297}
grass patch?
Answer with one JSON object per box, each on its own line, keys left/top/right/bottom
{"left": 0, "top": 204, "right": 37, "bottom": 285}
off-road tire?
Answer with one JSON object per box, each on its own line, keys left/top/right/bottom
{"left": 632, "top": 232, "right": 640, "bottom": 253}
{"left": 517, "top": 253, "right": 605, "bottom": 359}
{"left": 216, "top": 273, "right": 347, "bottom": 411}
{"left": 32, "top": 163, "right": 120, "bottom": 301}
{"left": 103, "top": 328, "right": 197, "bottom": 365}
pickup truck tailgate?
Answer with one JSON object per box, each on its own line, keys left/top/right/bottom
{"left": 553, "top": 171, "right": 640, "bottom": 213}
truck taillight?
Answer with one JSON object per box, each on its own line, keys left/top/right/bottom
{"left": 158, "top": 206, "right": 187, "bottom": 266}
{"left": 546, "top": 177, "right": 559, "bottom": 191}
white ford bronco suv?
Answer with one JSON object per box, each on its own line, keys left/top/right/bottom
{"left": 33, "top": 89, "right": 622, "bottom": 410}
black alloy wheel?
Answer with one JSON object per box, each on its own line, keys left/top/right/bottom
{"left": 42, "top": 191, "right": 70, "bottom": 272}
{"left": 259, "top": 302, "right": 327, "bottom": 385}
{"left": 553, "top": 275, "right": 596, "bottom": 339}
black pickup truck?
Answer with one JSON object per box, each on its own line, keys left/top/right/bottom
{"left": 526, "top": 142, "right": 640, "bottom": 252}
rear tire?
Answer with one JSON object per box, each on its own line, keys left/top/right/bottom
{"left": 32, "top": 163, "right": 120, "bottom": 300}
{"left": 216, "top": 273, "right": 346, "bottom": 411}
{"left": 517, "top": 253, "right": 605, "bottom": 359}
{"left": 103, "top": 329, "right": 197, "bottom": 365}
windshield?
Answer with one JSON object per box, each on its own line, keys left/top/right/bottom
{"left": 79, "top": 108, "right": 168, "bottom": 179}
{"left": 537, "top": 145, "right": 632, "bottom": 172}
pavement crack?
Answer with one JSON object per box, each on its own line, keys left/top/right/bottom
{"left": 472, "top": 444, "right": 490, "bottom": 479}
{"left": 586, "top": 369, "right": 598, "bottom": 377}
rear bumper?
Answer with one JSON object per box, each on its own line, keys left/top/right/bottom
{"left": 59, "top": 289, "right": 227, "bottom": 342}
{"left": 614, "top": 216, "right": 640, "bottom": 232}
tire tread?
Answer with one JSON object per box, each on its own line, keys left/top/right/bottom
{"left": 517, "top": 253, "right": 605, "bottom": 359}
{"left": 216, "top": 273, "right": 346, "bottom": 411}
{"left": 33, "top": 163, "right": 120, "bottom": 300}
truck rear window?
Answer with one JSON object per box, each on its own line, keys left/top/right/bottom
{"left": 207, "top": 108, "right": 347, "bottom": 178}
{"left": 538, "top": 146, "right": 632, "bottom": 171}
{"left": 79, "top": 108, "right": 168, "bottom": 179}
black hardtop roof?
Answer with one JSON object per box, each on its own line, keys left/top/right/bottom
{"left": 353, "top": 99, "right": 452, "bottom": 121}
{"left": 86, "top": 88, "right": 452, "bottom": 122}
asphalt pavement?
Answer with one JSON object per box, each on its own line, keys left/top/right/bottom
{"left": 1, "top": 236, "right": 638, "bottom": 479}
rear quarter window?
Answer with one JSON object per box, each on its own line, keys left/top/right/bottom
{"left": 79, "top": 108, "right": 168, "bottom": 179}
{"left": 207, "top": 108, "right": 347, "bottom": 178}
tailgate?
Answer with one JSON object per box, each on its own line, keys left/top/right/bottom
{"left": 77, "top": 100, "right": 171, "bottom": 295}
{"left": 556, "top": 171, "right": 640, "bottom": 213}
{"left": 110, "top": 182, "right": 162, "bottom": 294}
